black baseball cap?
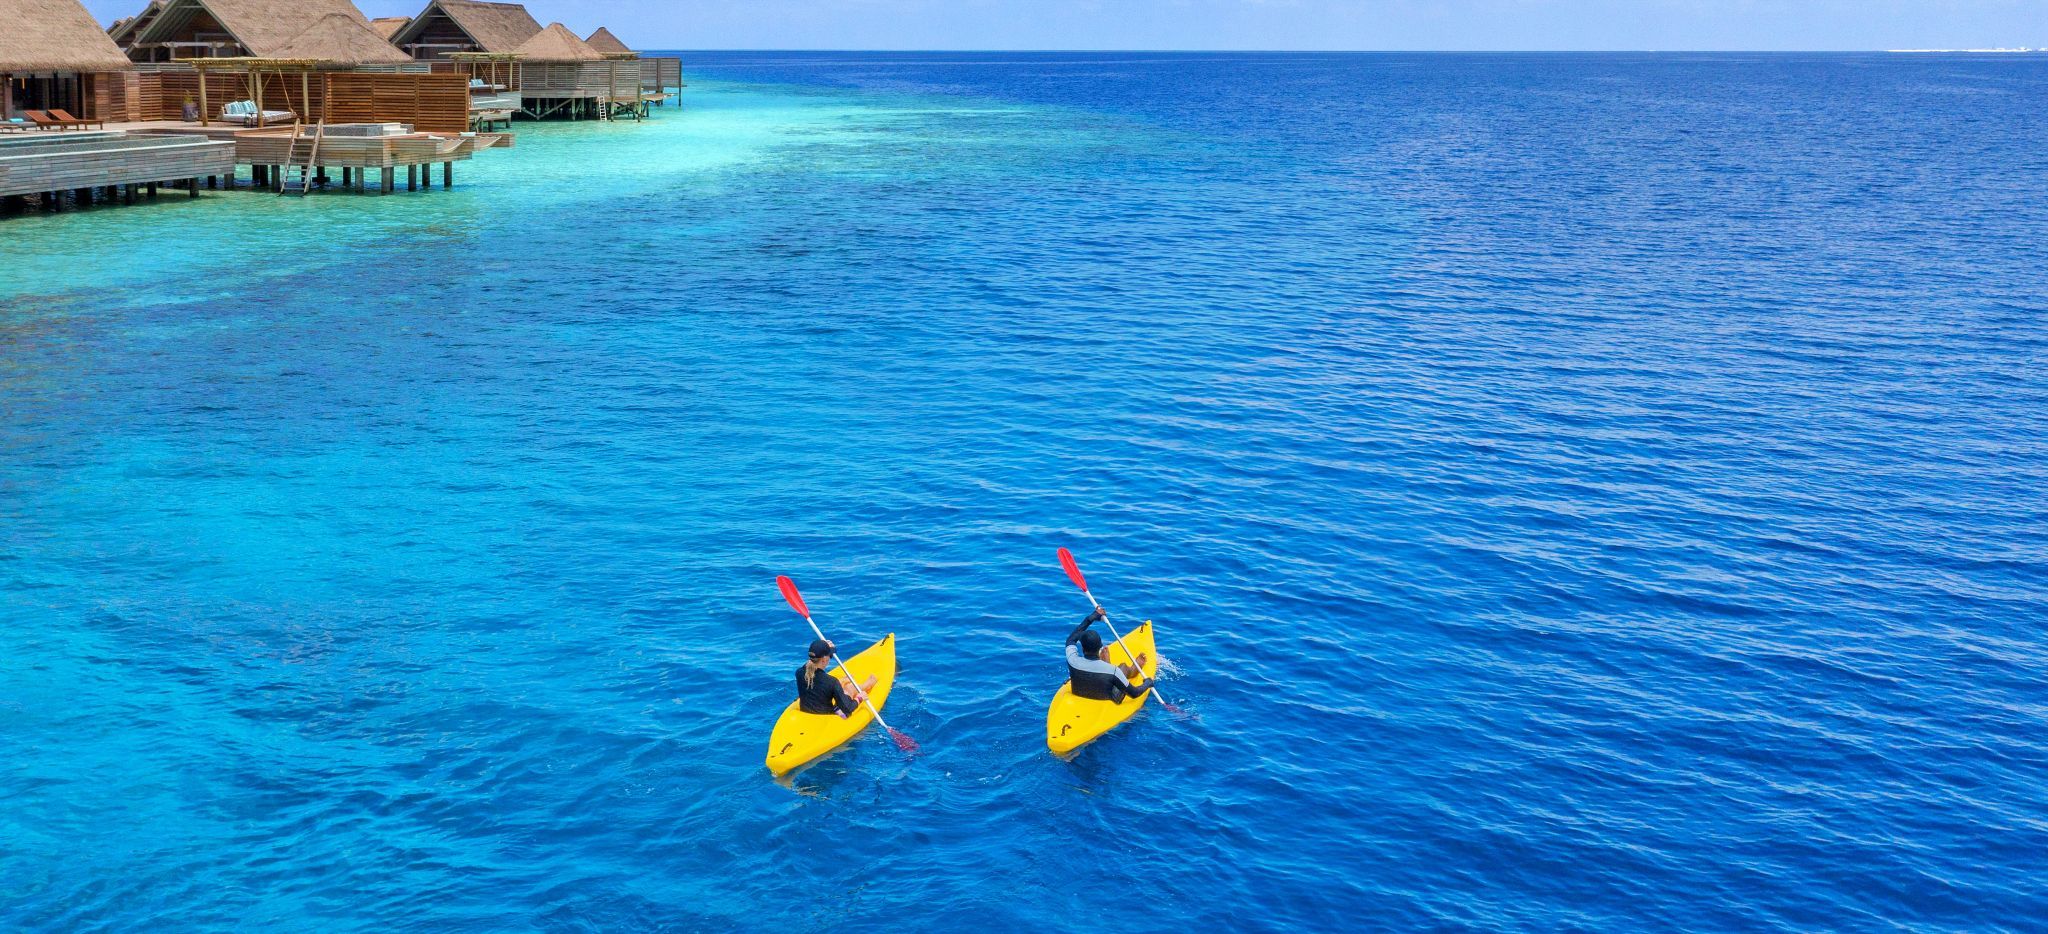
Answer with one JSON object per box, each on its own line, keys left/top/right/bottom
{"left": 808, "top": 639, "right": 834, "bottom": 658}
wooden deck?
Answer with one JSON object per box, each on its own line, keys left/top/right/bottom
{"left": 226, "top": 126, "right": 511, "bottom": 169}
{"left": 86, "top": 121, "right": 512, "bottom": 194}
{"left": 0, "top": 131, "right": 236, "bottom": 200}
{"left": 107, "top": 121, "right": 510, "bottom": 167}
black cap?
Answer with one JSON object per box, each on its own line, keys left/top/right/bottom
{"left": 1080, "top": 630, "right": 1103, "bottom": 657}
{"left": 808, "top": 639, "right": 834, "bottom": 659}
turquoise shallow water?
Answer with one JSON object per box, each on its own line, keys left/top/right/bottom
{"left": 5, "top": 53, "right": 2048, "bottom": 930}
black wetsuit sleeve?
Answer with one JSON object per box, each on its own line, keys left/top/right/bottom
{"left": 821, "top": 676, "right": 856, "bottom": 716}
{"left": 1065, "top": 610, "right": 1103, "bottom": 646}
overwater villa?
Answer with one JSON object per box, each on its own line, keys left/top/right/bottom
{"left": 2, "top": 0, "right": 235, "bottom": 209}
{"left": 501, "top": 22, "right": 646, "bottom": 121}
{"left": 4, "top": 0, "right": 681, "bottom": 216}
{"left": 4, "top": 0, "right": 138, "bottom": 124}
{"left": 386, "top": 0, "right": 679, "bottom": 121}
{"left": 584, "top": 27, "right": 630, "bottom": 56}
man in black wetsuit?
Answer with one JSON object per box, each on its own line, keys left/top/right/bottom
{"left": 1064, "top": 609, "right": 1153, "bottom": 704}
{"left": 796, "top": 638, "right": 876, "bottom": 718}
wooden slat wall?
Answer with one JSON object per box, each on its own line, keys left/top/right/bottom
{"left": 109, "top": 73, "right": 145, "bottom": 122}
{"left": 141, "top": 72, "right": 249, "bottom": 121}
{"left": 521, "top": 62, "right": 646, "bottom": 100}
{"left": 88, "top": 74, "right": 109, "bottom": 121}
{"left": 323, "top": 73, "right": 469, "bottom": 134}
{"left": 231, "top": 131, "right": 476, "bottom": 169}
{"left": 0, "top": 138, "right": 237, "bottom": 197}
{"left": 138, "top": 72, "right": 164, "bottom": 120}
{"left": 639, "top": 58, "right": 682, "bottom": 95}
{"left": 129, "top": 71, "right": 460, "bottom": 125}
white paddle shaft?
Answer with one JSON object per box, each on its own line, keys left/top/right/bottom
{"left": 803, "top": 615, "right": 894, "bottom": 730}
{"left": 1083, "top": 588, "right": 1167, "bottom": 705}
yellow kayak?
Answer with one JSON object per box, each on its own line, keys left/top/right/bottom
{"left": 765, "top": 634, "right": 895, "bottom": 775}
{"left": 1046, "top": 621, "right": 1157, "bottom": 754}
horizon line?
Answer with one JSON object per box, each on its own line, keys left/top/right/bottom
{"left": 634, "top": 47, "right": 2044, "bottom": 55}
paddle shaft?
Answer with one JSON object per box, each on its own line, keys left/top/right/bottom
{"left": 1081, "top": 588, "right": 1167, "bottom": 705}
{"left": 800, "top": 614, "right": 895, "bottom": 731}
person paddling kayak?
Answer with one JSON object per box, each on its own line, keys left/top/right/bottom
{"left": 1065, "top": 609, "right": 1154, "bottom": 704}
{"left": 797, "top": 638, "right": 877, "bottom": 718}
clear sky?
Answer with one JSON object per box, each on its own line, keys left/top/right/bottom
{"left": 83, "top": 0, "right": 2048, "bottom": 51}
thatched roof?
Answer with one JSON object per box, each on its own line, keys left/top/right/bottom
{"left": 390, "top": 0, "right": 539, "bottom": 53}
{"left": 108, "top": 0, "right": 163, "bottom": 45}
{"left": 0, "top": 0, "right": 135, "bottom": 72}
{"left": 369, "top": 15, "right": 408, "bottom": 39}
{"left": 583, "top": 26, "right": 631, "bottom": 55}
{"left": 511, "top": 21, "right": 600, "bottom": 62}
{"left": 131, "top": 0, "right": 381, "bottom": 58}
{"left": 272, "top": 12, "right": 409, "bottom": 64}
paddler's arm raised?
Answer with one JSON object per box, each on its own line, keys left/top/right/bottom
{"left": 1064, "top": 608, "right": 1107, "bottom": 645}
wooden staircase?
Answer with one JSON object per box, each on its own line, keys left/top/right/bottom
{"left": 279, "top": 122, "right": 324, "bottom": 196}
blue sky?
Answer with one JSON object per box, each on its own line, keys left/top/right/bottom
{"left": 84, "top": 0, "right": 2048, "bottom": 51}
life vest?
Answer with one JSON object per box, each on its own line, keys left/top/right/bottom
{"left": 1066, "top": 645, "right": 1130, "bottom": 703}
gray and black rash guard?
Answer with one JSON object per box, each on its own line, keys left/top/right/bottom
{"left": 1065, "top": 613, "right": 1150, "bottom": 704}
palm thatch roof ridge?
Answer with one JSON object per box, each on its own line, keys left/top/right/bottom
{"left": 1, "top": 0, "right": 135, "bottom": 71}
{"left": 584, "top": 26, "right": 632, "bottom": 55}
{"left": 108, "top": 0, "right": 163, "bottom": 45}
{"left": 272, "top": 11, "right": 410, "bottom": 64}
{"left": 130, "top": 0, "right": 379, "bottom": 58}
{"left": 390, "top": 0, "right": 540, "bottom": 53}
{"left": 511, "top": 21, "right": 601, "bottom": 62}
{"left": 369, "top": 15, "right": 409, "bottom": 40}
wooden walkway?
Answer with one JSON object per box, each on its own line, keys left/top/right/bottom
{"left": 0, "top": 132, "right": 237, "bottom": 205}
{"left": 103, "top": 122, "right": 513, "bottom": 195}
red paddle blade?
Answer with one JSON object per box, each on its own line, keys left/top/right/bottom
{"left": 776, "top": 575, "right": 809, "bottom": 618}
{"left": 1057, "top": 547, "right": 1088, "bottom": 592}
{"left": 888, "top": 727, "right": 919, "bottom": 753}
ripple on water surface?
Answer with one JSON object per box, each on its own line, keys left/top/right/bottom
{"left": 3, "top": 53, "right": 2047, "bottom": 931}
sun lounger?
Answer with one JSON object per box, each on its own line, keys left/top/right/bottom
{"left": 0, "top": 117, "right": 32, "bottom": 133}
{"left": 25, "top": 110, "right": 91, "bottom": 131}
{"left": 47, "top": 108, "right": 104, "bottom": 130}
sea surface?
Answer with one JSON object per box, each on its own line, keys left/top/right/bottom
{"left": 4, "top": 52, "right": 2046, "bottom": 931}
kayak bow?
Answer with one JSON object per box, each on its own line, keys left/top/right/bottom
{"left": 1046, "top": 621, "right": 1157, "bottom": 754}
{"left": 766, "top": 633, "right": 897, "bottom": 775}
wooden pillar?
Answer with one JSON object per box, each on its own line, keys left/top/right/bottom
{"left": 123, "top": 184, "right": 137, "bottom": 205}
{"left": 442, "top": 162, "right": 452, "bottom": 188}
{"left": 198, "top": 68, "right": 210, "bottom": 126}
{"left": 187, "top": 177, "right": 200, "bottom": 198}
{"left": 342, "top": 166, "right": 351, "bottom": 186}
{"left": 74, "top": 187, "right": 92, "bottom": 206}
{"left": 381, "top": 167, "right": 394, "bottom": 195}
{"left": 148, "top": 182, "right": 159, "bottom": 198}
{"left": 407, "top": 164, "right": 417, "bottom": 191}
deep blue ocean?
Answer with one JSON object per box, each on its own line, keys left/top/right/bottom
{"left": 4, "top": 52, "right": 2047, "bottom": 930}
